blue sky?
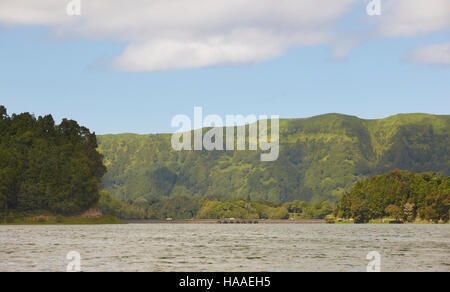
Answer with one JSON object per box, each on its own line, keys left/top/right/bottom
{"left": 0, "top": 1, "right": 449, "bottom": 134}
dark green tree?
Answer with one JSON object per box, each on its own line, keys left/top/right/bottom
{"left": 0, "top": 106, "right": 106, "bottom": 216}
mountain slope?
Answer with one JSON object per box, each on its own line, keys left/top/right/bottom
{"left": 97, "top": 113, "right": 449, "bottom": 203}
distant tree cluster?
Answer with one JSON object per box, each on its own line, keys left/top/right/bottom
{"left": 334, "top": 169, "right": 449, "bottom": 223}
{"left": 99, "top": 191, "right": 205, "bottom": 220}
{"left": 282, "top": 200, "right": 334, "bottom": 219}
{"left": 195, "top": 199, "right": 290, "bottom": 220}
{"left": 0, "top": 106, "right": 106, "bottom": 216}
{"left": 98, "top": 191, "right": 333, "bottom": 220}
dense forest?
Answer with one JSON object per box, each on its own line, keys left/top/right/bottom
{"left": 0, "top": 106, "right": 106, "bottom": 216}
{"left": 334, "top": 170, "right": 449, "bottom": 223}
{"left": 98, "top": 113, "right": 449, "bottom": 203}
{"left": 1, "top": 106, "right": 448, "bottom": 223}
{"left": 98, "top": 191, "right": 334, "bottom": 220}
{"left": 99, "top": 170, "right": 449, "bottom": 222}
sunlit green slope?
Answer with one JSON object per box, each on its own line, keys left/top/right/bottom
{"left": 98, "top": 113, "right": 449, "bottom": 203}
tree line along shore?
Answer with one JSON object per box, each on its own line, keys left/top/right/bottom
{"left": 5, "top": 169, "right": 448, "bottom": 225}
{"left": 0, "top": 106, "right": 448, "bottom": 224}
{"left": 97, "top": 169, "right": 448, "bottom": 224}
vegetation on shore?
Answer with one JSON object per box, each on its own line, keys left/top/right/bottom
{"left": 334, "top": 170, "right": 449, "bottom": 223}
{"left": 99, "top": 169, "right": 448, "bottom": 223}
{"left": 0, "top": 105, "right": 106, "bottom": 218}
{"left": 328, "top": 218, "right": 447, "bottom": 224}
{"left": 99, "top": 191, "right": 334, "bottom": 220}
{"left": 1, "top": 106, "right": 448, "bottom": 225}
{"left": 1, "top": 215, "right": 122, "bottom": 225}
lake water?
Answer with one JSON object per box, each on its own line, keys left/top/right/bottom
{"left": 0, "top": 224, "right": 449, "bottom": 272}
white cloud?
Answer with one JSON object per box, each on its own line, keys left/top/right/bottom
{"left": 329, "top": 35, "right": 367, "bottom": 61}
{"left": 112, "top": 33, "right": 286, "bottom": 71}
{"left": 406, "top": 42, "right": 450, "bottom": 66}
{"left": 0, "top": 1, "right": 67, "bottom": 25}
{"left": 0, "top": 0, "right": 358, "bottom": 70}
{"left": 377, "top": 0, "right": 450, "bottom": 37}
{"left": 329, "top": 0, "right": 450, "bottom": 60}
{"left": 112, "top": 29, "right": 330, "bottom": 71}
{"left": 0, "top": 0, "right": 449, "bottom": 71}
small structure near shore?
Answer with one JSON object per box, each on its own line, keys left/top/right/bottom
{"left": 218, "top": 218, "right": 259, "bottom": 224}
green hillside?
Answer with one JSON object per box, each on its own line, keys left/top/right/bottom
{"left": 98, "top": 113, "right": 450, "bottom": 203}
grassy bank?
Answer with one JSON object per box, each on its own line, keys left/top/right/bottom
{"left": 1, "top": 215, "right": 123, "bottom": 225}
{"left": 329, "top": 217, "right": 448, "bottom": 224}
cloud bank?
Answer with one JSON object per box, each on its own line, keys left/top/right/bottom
{"left": 406, "top": 42, "right": 450, "bottom": 66}
{"left": 377, "top": 0, "right": 450, "bottom": 37}
{"left": 0, "top": 0, "right": 449, "bottom": 71}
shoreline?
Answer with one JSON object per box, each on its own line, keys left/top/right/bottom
{"left": 0, "top": 216, "right": 123, "bottom": 225}
{"left": 122, "top": 219, "right": 326, "bottom": 224}
{"left": 1, "top": 218, "right": 446, "bottom": 225}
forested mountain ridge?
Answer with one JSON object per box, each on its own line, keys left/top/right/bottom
{"left": 98, "top": 113, "right": 449, "bottom": 203}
